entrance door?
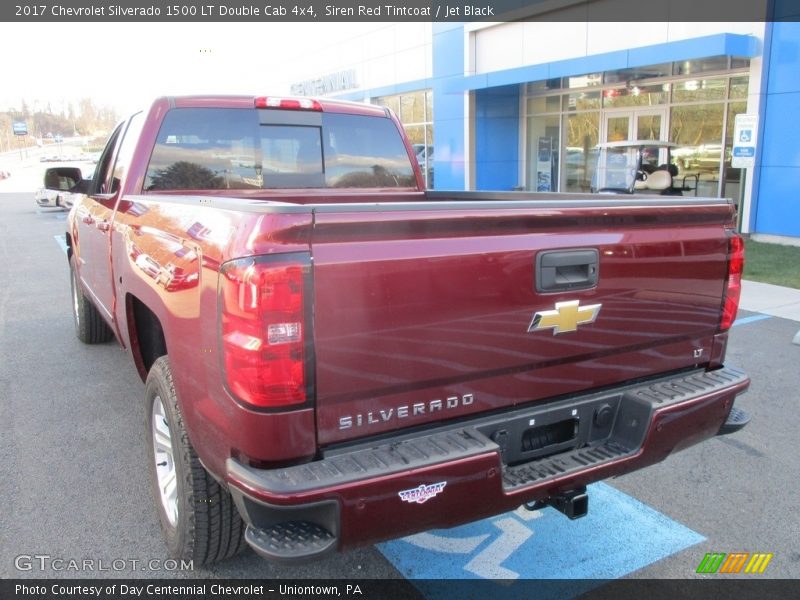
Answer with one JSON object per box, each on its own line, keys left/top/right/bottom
{"left": 603, "top": 109, "right": 666, "bottom": 144}
{"left": 595, "top": 109, "right": 668, "bottom": 192}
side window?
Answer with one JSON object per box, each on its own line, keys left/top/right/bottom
{"left": 110, "top": 112, "right": 145, "bottom": 194}
{"left": 92, "top": 123, "right": 124, "bottom": 195}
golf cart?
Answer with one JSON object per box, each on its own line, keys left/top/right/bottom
{"left": 591, "top": 140, "right": 699, "bottom": 196}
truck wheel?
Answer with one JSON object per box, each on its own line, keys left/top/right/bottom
{"left": 145, "top": 356, "right": 247, "bottom": 564}
{"left": 70, "top": 261, "right": 114, "bottom": 344}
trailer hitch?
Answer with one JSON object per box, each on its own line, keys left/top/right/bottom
{"left": 524, "top": 486, "right": 588, "bottom": 520}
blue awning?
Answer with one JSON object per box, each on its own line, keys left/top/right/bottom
{"left": 448, "top": 33, "right": 760, "bottom": 93}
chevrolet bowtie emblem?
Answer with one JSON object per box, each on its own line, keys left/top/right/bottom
{"left": 528, "top": 300, "right": 602, "bottom": 335}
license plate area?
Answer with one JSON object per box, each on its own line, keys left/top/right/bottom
{"left": 475, "top": 395, "right": 624, "bottom": 466}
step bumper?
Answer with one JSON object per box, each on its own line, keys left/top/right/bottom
{"left": 226, "top": 367, "right": 750, "bottom": 559}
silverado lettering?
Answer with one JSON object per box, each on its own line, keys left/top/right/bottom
{"left": 339, "top": 394, "right": 475, "bottom": 429}
{"left": 55, "top": 94, "right": 751, "bottom": 565}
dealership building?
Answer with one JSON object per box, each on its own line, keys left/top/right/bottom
{"left": 287, "top": 10, "right": 800, "bottom": 245}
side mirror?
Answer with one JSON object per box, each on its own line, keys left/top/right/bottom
{"left": 44, "top": 167, "right": 83, "bottom": 191}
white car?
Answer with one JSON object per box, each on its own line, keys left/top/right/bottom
{"left": 35, "top": 188, "right": 63, "bottom": 208}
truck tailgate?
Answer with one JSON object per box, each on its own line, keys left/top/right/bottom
{"left": 310, "top": 197, "right": 735, "bottom": 446}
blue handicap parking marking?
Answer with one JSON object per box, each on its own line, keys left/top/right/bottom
{"left": 379, "top": 482, "right": 704, "bottom": 596}
{"left": 733, "top": 314, "right": 772, "bottom": 327}
{"left": 54, "top": 234, "right": 68, "bottom": 255}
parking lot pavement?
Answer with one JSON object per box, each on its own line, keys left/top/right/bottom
{"left": 1, "top": 190, "right": 798, "bottom": 589}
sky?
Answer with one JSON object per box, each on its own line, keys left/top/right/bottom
{"left": 0, "top": 22, "right": 390, "bottom": 116}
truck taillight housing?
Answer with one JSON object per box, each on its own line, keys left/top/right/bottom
{"left": 254, "top": 97, "right": 322, "bottom": 111}
{"left": 219, "top": 254, "right": 311, "bottom": 409}
{"left": 720, "top": 234, "right": 745, "bottom": 331}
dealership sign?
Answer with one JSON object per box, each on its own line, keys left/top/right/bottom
{"left": 12, "top": 121, "right": 28, "bottom": 136}
{"left": 732, "top": 114, "right": 758, "bottom": 168}
{"left": 290, "top": 69, "right": 357, "bottom": 96}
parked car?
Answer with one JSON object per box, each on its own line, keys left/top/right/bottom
{"left": 34, "top": 188, "right": 62, "bottom": 208}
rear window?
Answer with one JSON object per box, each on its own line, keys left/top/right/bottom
{"left": 144, "top": 108, "right": 416, "bottom": 190}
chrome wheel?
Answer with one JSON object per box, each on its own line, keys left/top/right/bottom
{"left": 152, "top": 396, "right": 178, "bottom": 527}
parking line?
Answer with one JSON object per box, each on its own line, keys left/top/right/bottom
{"left": 733, "top": 314, "right": 772, "bottom": 327}
{"left": 379, "top": 482, "right": 704, "bottom": 596}
{"left": 54, "top": 234, "right": 68, "bottom": 255}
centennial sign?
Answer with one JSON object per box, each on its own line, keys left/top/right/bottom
{"left": 290, "top": 69, "right": 358, "bottom": 96}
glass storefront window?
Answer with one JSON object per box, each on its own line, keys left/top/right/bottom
{"left": 375, "top": 95, "right": 400, "bottom": 115}
{"left": 730, "top": 76, "right": 749, "bottom": 100}
{"left": 731, "top": 57, "right": 751, "bottom": 70}
{"left": 637, "top": 114, "right": 661, "bottom": 141}
{"left": 373, "top": 90, "right": 433, "bottom": 187}
{"left": 604, "top": 63, "right": 671, "bottom": 84}
{"left": 526, "top": 79, "right": 561, "bottom": 93}
{"left": 526, "top": 115, "right": 560, "bottom": 192}
{"left": 671, "top": 103, "right": 725, "bottom": 196}
{"left": 603, "top": 84, "right": 669, "bottom": 108}
{"left": 564, "top": 112, "right": 599, "bottom": 192}
{"left": 520, "top": 63, "right": 749, "bottom": 198}
{"left": 673, "top": 78, "right": 727, "bottom": 103}
{"left": 563, "top": 91, "right": 601, "bottom": 112}
{"left": 674, "top": 56, "right": 729, "bottom": 76}
{"left": 404, "top": 124, "right": 425, "bottom": 145}
{"left": 722, "top": 100, "right": 748, "bottom": 200}
{"left": 527, "top": 95, "right": 562, "bottom": 114}
{"left": 565, "top": 73, "right": 602, "bottom": 88}
{"left": 400, "top": 94, "right": 425, "bottom": 123}
{"left": 425, "top": 91, "right": 433, "bottom": 122}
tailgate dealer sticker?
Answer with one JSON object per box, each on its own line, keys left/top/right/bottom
{"left": 398, "top": 482, "right": 447, "bottom": 504}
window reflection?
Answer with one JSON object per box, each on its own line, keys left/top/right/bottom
{"left": 521, "top": 58, "right": 750, "bottom": 195}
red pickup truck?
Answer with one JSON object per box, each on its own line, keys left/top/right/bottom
{"left": 51, "top": 95, "right": 750, "bottom": 565}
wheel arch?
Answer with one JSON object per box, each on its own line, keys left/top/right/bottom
{"left": 126, "top": 294, "right": 168, "bottom": 381}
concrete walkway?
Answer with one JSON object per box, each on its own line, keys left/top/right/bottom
{"left": 740, "top": 280, "right": 800, "bottom": 323}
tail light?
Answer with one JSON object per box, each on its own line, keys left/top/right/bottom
{"left": 219, "top": 254, "right": 311, "bottom": 409}
{"left": 719, "top": 234, "right": 745, "bottom": 331}
{"left": 255, "top": 97, "right": 322, "bottom": 111}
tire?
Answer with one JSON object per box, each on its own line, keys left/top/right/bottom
{"left": 70, "top": 260, "right": 114, "bottom": 344}
{"left": 145, "top": 356, "right": 247, "bottom": 564}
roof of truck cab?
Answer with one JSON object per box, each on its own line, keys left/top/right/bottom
{"left": 164, "top": 95, "right": 388, "bottom": 117}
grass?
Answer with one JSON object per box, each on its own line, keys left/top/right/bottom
{"left": 744, "top": 239, "right": 800, "bottom": 290}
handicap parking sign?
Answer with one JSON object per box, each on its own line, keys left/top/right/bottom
{"left": 732, "top": 114, "right": 758, "bottom": 168}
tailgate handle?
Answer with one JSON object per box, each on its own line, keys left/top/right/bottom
{"left": 536, "top": 249, "right": 599, "bottom": 293}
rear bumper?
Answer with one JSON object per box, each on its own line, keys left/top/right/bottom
{"left": 226, "top": 367, "right": 749, "bottom": 560}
